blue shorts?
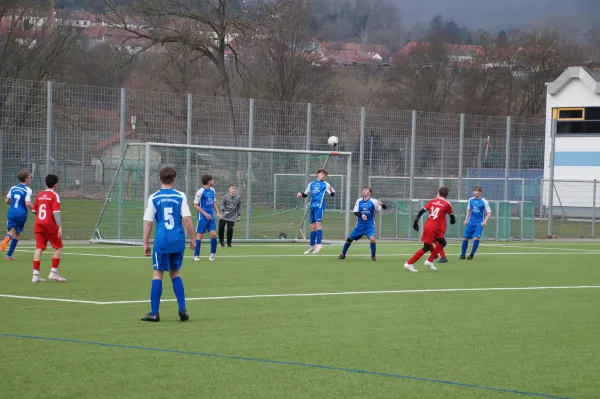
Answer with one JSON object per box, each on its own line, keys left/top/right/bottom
{"left": 153, "top": 251, "right": 184, "bottom": 271}
{"left": 464, "top": 223, "right": 484, "bottom": 239}
{"left": 309, "top": 208, "right": 324, "bottom": 224}
{"left": 349, "top": 225, "right": 376, "bottom": 240}
{"left": 7, "top": 218, "right": 26, "bottom": 234}
{"left": 196, "top": 217, "right": 216, "bottom": 234}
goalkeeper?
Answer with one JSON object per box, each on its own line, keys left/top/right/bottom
{"left": 218, "top": 184, "right": 241, "bottom": 247}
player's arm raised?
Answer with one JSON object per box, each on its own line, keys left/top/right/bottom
{"left": 327, "top": 182, "right": 335, "bottom": 197}
{"left": 297, "top": 184, "right": 311, "bottom": 199}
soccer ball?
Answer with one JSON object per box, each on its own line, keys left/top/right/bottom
{"left": 327, "top": 136, "right": 339, "bottom": 147}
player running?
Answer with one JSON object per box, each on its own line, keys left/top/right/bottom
{"left": 142, "top": 167, "right": 196, "bottom": 322}
{"left": 461, "top": 186, "right": 491, "bottom": 260}
{"left": 31, "top": 174, "right": 65, "bottom": 282}
{"left": 297, "top": 169, "right": 335, "bottom": 254}
{"left": 193, "top": 174, "right": 221, "bottom": 261}
{"left": 404, "top": 187, "right": 456, "bottom": 272}
{"left": 338, "top": 187, "right": 387, "bottom": 261}
{"left": 2, "top": 170, "right": 33, "bottom": 260}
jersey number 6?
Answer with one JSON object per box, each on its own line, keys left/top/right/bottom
{"left": 38, "top": 204, "right": 47, "bottom": 220}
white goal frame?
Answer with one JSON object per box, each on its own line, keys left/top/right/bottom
{"left": 91, "top": 142, "right": 353, "bottom": 244}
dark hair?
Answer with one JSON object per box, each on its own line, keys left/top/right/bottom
{"left": 473, "top": 186, "right": 483, "bottom": 192}
{"left": 45, "top": 174, "right": 59, "bottom": 188}
{"left": 438, "top": 186, "right": 449, "bottom": 198}
{"left": 159, "top": 167, "right": 177, "bottom": 184}
{"left": 229, "top": 183, "right": 236, "bottom": 188}
{"left": 17, "top": 169, "right": 31, "bottom": 182}
{"left": 201, "top": 174, "right": 213, "bottom": 186}
{"left": 363, "top": 186, "right": 373, "bottom": 194}
{"left": 316, "top": 169, "right": 328, "bottom": 176}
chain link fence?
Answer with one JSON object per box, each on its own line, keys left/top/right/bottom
{"left": 1, "top": 77, "right": 589, "bottom": 241}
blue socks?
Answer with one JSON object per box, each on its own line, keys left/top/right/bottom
{"left": 342, "top": 242, "right": 351, "bottom": 255}
{"left": 315, "top": 230, "right": 323, "bottom": 244}
{"left": 210, "top": 237, "right": 217, "bottom": 254}
{"left": 370, "top": 242, "right": 376, "bottom": 258}
{"left": 171, "top": 276, "right": 186, "bottom": 311}
{"left": 194, "top": 239, "right": 201, "bottom": 257}
{"left": 310, "top": 231, "right": 316, "bottom": 246}
{"left": 471, "top": 240, "right": 480, "bottom": 256}
{"left": 150, "top": 279, "right": 163, "bottom": 314}
{"left": 7, "top": 238, "right": 18, "bottom": 257}
{"left": 461, "top": 240, "right": 468, "bottom": 256}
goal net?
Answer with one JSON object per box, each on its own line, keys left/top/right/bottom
{"left": 91, "top": 143, "right": 352, "bottom": 244}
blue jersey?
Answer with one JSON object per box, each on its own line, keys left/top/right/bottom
{"left": 353, "top": 197, "right": 382, "bottom": 227}
{"left": 304, "top": 180, "right": 335, "bottom": 209}
{"left": 6, "top": 184, "right": 32, "bottom": 222}
{"left": 143, "top": 188, "right": 191, "bottom": 253}
{"left": 194, "top": 187, "right": 216, "bottom": 218}
{"left": 467, "top": 197, "right": 491, "bottom": 225}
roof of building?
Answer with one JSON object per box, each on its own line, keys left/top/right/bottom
{"left": 546, "top": 66, "right": 600, "bottom": 95}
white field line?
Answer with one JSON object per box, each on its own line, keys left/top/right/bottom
{"left": 12, "top": 249, "right": 600, "bottom": 260}
{"left": 484, "top": 243, "right": 600, "bottom": 252}
{"left": 2, "top": 286, "right": 599, "bottom": 306}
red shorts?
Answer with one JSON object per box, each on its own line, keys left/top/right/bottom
{"left": 35, "top": 232, "right": 63, "bottom": 250}
{"left": 421, "top": 227, "right": 444, "bottom": 245}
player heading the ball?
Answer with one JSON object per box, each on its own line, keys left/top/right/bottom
{"left": 141, "top": 167, "right": 196, "bottom": 322}
{"left": 2, "top": 169, "right": 33, "bottom": 260}
{"left": 404, "top": 187, "right": 456, "bottom": 273}
{"left": 461, "top": 186, "right": 491, "bottom": 260}
{"left": 297, "top": 169, "right": 335, "bottom": 254}
{"left": 193, "top": 174, "right": 221, "bottom": 261}
{"left": 338, "top": 187, "right": 387, "bottom": 261}
{"left": 31, "top": 174, "right": 65, "bottom": 282}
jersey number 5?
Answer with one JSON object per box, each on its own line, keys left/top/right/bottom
{"left": 429, "top": 207, "right": 440, "bottom": 220}
{"left": 164, "top": 207, "right": 174, "bottom": 230}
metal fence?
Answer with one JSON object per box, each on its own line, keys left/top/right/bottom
{"left": 1, "top": 77, "right": 594, "bottom": 240}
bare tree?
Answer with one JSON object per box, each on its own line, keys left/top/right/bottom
{"left": 104, "top": 0, "right": 283, "bottom": 135}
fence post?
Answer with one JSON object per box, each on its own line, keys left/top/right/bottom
{"left": 246, "top": 99, "right": 254, "bottom": 239}
{"left": 520, "top": 178, "right": 525, "bottom": 240}
{"left": 504, "top": 116, "right": 511, "bottom": 202}
{"left": 518, "top": 137, "right": 523, "bottom": 170}
{"left": 458, "top": 114, "right": 465, "bottom": 203}
{"left": 547, "top": 119, "right": 557, "bottom": 237}
{"left": 369, "top": 133, "right": 374, "bottom": 178}
{"left": 592, "top": 179, "right": 597, "bottom": 238}
{"left": 440, "top": 137, "right": 445, "bottom": 182}
{"left": 358, "top": 107, "right": 366, "bottom": 196}
{"left": 186, "top": 94, "right": 192, "bottom": 198}
{"left": 304, "top": 103, "right": 312, "bottom": 239}
{"left": 118, "top": 87, "right": 126, "bottom": 240}
{"left": 46, "top": 81, "right": 53, "bottom": 175}
{"left": 409, "top": 110, "right": 417, "bottom": 239}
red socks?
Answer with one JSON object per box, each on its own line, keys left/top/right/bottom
{"left": 33, "top": 260, "right": 41, "bottom": 274}
{"left": 407, "top": 249, "right": 425, "bottom": 265}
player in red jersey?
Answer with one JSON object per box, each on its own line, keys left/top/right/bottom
{"left": 404, "top": 187, "right": 455, "bottom": 272}
{"left": 31, "top": 174, "right": 66, "bottom": 282}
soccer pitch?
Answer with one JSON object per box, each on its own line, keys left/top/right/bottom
{"left": 1, "top": 242, "right": 599, "bottom": 398}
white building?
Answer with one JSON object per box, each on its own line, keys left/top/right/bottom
{"left": 544, "top": 66, "right": 600, "bottom": 216}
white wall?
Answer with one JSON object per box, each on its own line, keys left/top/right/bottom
{"left": 544, "top": 78, "right": 600, "bottom": 208}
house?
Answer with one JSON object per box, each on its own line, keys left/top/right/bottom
{"left": 393, "top": 41, "right": 483, "bottom": 66}
{"left": 544, "top": 66, "right": 600, "bottom": 216}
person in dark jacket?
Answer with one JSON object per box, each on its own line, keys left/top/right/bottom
{"left": 219, "top": 184, "right": 241, "bottom": 247}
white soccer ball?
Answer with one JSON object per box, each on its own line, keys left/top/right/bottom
{"left": 327, "top": 136, "right": 339, "bottom": 147}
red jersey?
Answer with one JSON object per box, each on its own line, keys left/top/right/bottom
{"left": 423, "top": 198, "right": 453, "bottom": 232}
{"left": 33, "top": 190, "right": 61, "bottom": 233}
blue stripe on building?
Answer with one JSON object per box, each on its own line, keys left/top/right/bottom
{"left": 554, "top": 152, "right": 600, "bottom": 167}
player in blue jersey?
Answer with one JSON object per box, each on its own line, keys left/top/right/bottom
{"left": 297, "top": 169, "right": 335, "bottom": 254}
{"left": 461, "top": 186, "right": 492, "bottom": 260}
{"left": 338, "top": 187, "right": 387, "bottom": 261}
{"left": 142, "top": 167, "right": 196, "bottom": 322}
{"left": 193, "top": 174, "right": 221, "bottom": 261}
{"left": 2, "top": 170, "right": 33, "bottom": 260}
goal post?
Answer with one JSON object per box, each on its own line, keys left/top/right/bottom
{"left": 91, "top": 142, "right": 352, "bottom": 244}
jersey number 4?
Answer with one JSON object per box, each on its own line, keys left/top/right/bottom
{"left": 164, "top": 207, "right": 175, "bottom": 230}
{"left": 429, "top": 207, "right": 440, "bottom": 220}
